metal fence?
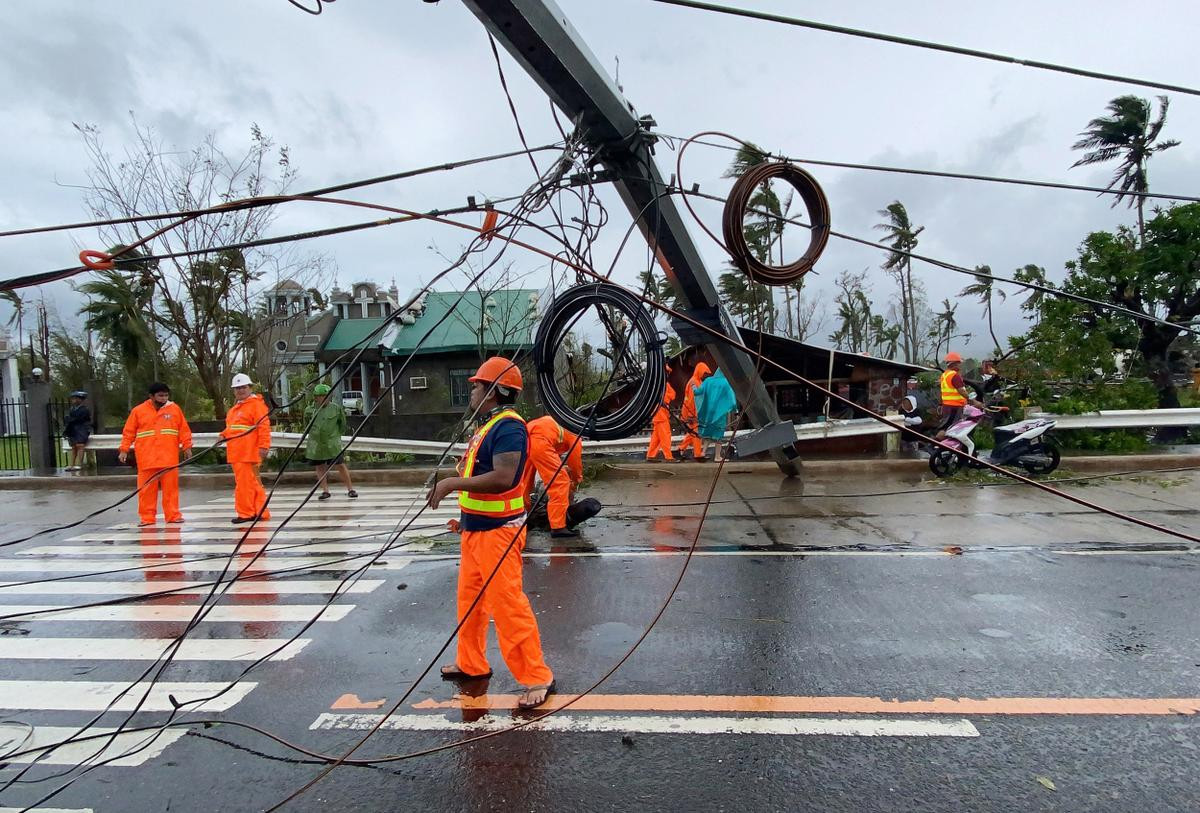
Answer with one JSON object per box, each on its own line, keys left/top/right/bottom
{"left": 0, "top": 399, "right": 29, "bottom": 470}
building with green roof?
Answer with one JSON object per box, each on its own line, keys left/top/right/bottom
{"left": 316, "top": 285, "right": 541, "bottom": 438}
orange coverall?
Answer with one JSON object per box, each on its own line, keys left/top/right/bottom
{"left": 455, "top": 413, "right": 553, "bottom": 687}
{"left": 222, "top": 394, "right": 271, "bottom": 521}
{"left": 646, "top": 380, "right": 676, "bottom": 461}
{"left": 676, "top": 362, "right": 710, "bottom": 459}
{"left": 119, "top": 399, "right": 193, "bottom": 524}
{"left": 525, "top": 416, "right": 583, "bottom": 531}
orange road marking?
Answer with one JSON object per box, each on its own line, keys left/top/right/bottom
{"left": 410, "top": 694, "right": 1200, "bottom": 716}
{"left": 331, "top": 693, "right": 386, "bottom": 710}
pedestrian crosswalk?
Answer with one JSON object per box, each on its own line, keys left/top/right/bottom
{"left": 0, "top": 486, "right": 436, "bottom": 799}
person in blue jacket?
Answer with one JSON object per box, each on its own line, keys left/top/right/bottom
{"left": 64, "top": 390, "right": 92, "bottom": 471}
{"left": 694, "top": 367, "right": 737, "bottom": 461}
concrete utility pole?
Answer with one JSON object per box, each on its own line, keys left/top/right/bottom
{"left": 460, "top": 0, "right": 801, "bottom": 476}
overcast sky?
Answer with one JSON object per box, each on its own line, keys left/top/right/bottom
{"left": 2, "top": 0, "right": 1198, "bottom": 358}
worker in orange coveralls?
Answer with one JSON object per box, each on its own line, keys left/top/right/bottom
{"left": 525, "top": 415, "right": 583, "bottom": 538}
{"left": 675, "top": 360, "right": 711, "bottom": 460}
{"left": 222, "top": 373, "right": 272, "bottom": 524}
{"left": 427, "top": 356, "right": 555, "bottom": 709}
{"left": 118, "top": 381, "right": 193, "bottom": 527}
{"left": 645, "top": 368, "right": 675, "bottom": 462}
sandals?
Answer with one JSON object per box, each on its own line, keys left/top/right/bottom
{"left": 347, "top": 489, "right": 358, "bottom": 499}
{"left": 517, "top": 680, "right": 557, "bottom": 709}
{"left": 440, "top": 664, "right": 492, "bottom": 681}
{"left": 318, "top": 491, "right": 332, "bottom": 500}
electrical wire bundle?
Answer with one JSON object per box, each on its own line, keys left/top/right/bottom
{"left": 532, "top": 282, "right": 665, "bottom": 440}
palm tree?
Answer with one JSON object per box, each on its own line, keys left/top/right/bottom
{"left": 1012, "top": 264, "right": 1049, "bottom": 323}
{"left": 77, "top": 270, "right": 153, "bottom": 409}
{"left": 1, "top": 289, "right": 23, "bottom": 337}
{"left": 959, "top": 265, "right": 1007, "bottom": 354}
{"left": 930, "top": 298, "right": 963, "bottom": 361}
{"left": 1071, "top": 94, "right": 1180, "bottom": 244}
{"left": 875, "top": 202, "right": 924, "bottom": 363}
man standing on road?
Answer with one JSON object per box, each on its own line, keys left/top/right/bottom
{"left": 118, "top": 382, "right": 193, "bottom": 526}
{"left": 427, "top": 356, "right": 555, "bottom": 709}
{"left": 304, "top": 384, "right": 358, "bottom": 501}
{"left": 676, "top": 360, "right": 711, "bottom": 461}
{"left": 937, "top": 352, "right": 984, "bottom": 440}
{"left": 525, "top": 414, "right": 583, "bottom": 538}
{"left": 222, "top": 373, "right": 271, "bottom": 524}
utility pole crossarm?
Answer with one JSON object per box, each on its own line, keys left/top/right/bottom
{"left": 461, "top": 0, "right": 800, "bottom": 476}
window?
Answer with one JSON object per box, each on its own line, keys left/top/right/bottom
{"left": 274, "top": 339, "right": 288, "bottom": 352}
{"left": 410, "top": 376, "right": 428, "bottom": 390}
{"left": 449, "top": 369, "right": 473, "bottom": 408}
{"left": 296, "top": 334, "right": 321, "bottom": 349}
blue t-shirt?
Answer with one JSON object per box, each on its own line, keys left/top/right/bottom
{"left": 460, "top": 416, "right": 529, "bottom": 532}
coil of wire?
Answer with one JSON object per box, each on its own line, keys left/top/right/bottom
{"left": 722, "top": 161, "right": 830, "bottom": 285}
{"left": 533, "top": 282, "right": 665, "bottom": 440}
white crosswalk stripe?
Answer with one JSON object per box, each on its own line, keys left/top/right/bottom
{"left": 19, "top": 542, "right": 427, "bottom": 556}
{"left": 0, "top": 579, "right": 384, "bottom": 595}
{"left": 0, "top": 680, "right": 257, "bottom": 712}
{"left": 0, "top": 488, "right": 420, "bottom": 788}
{"left": 0, "top": 637, "right": 312, "bottom": 661}
{"left": 0, "top": 604, "right": 355, "bottom": 623}
{"left": 0, "top": 557, "right": 414, "bottom": 574}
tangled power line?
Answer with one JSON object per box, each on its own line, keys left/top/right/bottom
{"left": 2, "top": 1, "right": 1198, "bottom": 809}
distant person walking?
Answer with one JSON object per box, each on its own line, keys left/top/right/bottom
{"left": 222, "top": 373, "right": 272, "bottom": 524}
{"left": 118, "top": 382, "right": 193, "bottom": 526}
{"left": 304, "top": 384, "right": 357, "bottom": 500}
{"left": 695, "top": 367, "right": 737, "bottom": 461}
{"left": 676, "top": 361, "right": 711, "bottom": 460}
{"left": 63, "top": 391, "right": 92, "bottom": 471}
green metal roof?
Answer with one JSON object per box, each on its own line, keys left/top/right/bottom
{"left": 386, "top": 290, "right": 538, "bottom": 356}
{"left": 322, "top": 317, "right": 389, "bottom": 351}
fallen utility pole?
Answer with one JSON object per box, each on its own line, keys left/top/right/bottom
{"left": 459, "top": 0, "right": 802, "bottom": 476}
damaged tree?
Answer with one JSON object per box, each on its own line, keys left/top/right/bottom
{"left": 1017, "top": 203, "right": 1200, "bottom": 411}
{"left": 75, "top": 120, "right": 325, "bottom": 416}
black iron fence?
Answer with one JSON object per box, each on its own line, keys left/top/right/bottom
{"left": 0, "top": 399, "right": 29, "bottom": 470}
{"left": 0, "top": 398, "right": 72, "bottom": 471}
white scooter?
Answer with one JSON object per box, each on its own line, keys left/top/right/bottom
{"left": 928, "top": 402, "right": 1060, "bottom": 477}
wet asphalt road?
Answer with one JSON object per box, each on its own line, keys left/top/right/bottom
{"left": 0, "top": 466, "right": 1197, "bottom": 812}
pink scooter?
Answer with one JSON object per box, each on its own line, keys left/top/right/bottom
{"left": 928, "top": 404, "right": 1060, "bottom": 477}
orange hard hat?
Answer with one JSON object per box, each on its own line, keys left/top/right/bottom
{"left": 944, "top": 352, "right": 962, "bottom": 363}
{"left": 470, "top": 356, "right": 523, "bottom": 392}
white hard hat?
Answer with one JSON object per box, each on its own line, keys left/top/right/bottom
{"left": 230, "top": 373, "right": 253, "bottom": 388}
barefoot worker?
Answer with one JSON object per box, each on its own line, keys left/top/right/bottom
{"left": 427, "top": 356, "right": 555, "bottom": 709}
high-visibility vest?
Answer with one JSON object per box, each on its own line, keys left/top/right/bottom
{"left": 119, "top": 399, "right": 192, "bottom": 469}
{"left": 940, "top": 369, "right": 966, "bottom": 407}
{"left": 458, "top": 409, "right": 528, "bottom": 519}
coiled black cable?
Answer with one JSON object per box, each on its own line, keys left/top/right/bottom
{"left": 533, "top": 282, "right": 665, "bottom": 439}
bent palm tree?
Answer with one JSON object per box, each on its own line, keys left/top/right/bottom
{"left": 959, "top": 265, "right": 1007, "bottom": 354}
{"left": 1071, "top": 94, "right": 1180, "bottom": 244}
{"left": 875, "top": 202, "right": 924, "bottom": 363}
{"left": 77, "top": 270, "right": 153, "bottom": 409}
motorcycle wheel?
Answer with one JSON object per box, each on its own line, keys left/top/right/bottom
{"left": 929, "top": 449, "right": 961, "bottom": 477}
{"left": 1021, "top": 445, "right": 1060, "bottom": 475}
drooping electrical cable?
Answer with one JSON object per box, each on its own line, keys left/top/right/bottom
{"left": 655, "top": 133, "right": 1200, "bottom": 205}
{"left": 9, "top": 137, "right": 611, "bottom": 802}
{"left": 669, "top": 130, "right": 1200, "bottom": 337}
{"left": 649, "top": 0, "right": 1200, "bottom": 97}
